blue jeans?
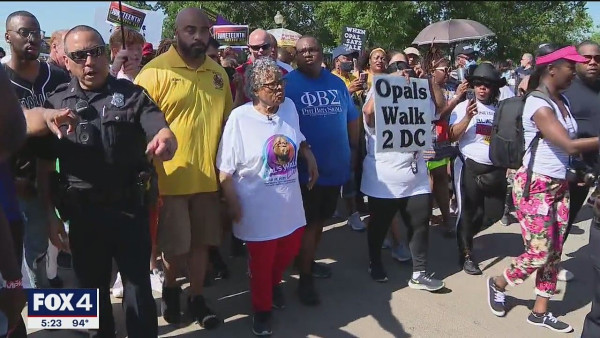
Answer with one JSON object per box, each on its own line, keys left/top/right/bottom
{"left": 19, "top": 196, "right": 49, "bottom": 288}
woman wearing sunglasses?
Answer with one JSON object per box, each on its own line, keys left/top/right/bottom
{"left": 486, "top": 44, "right": 599, "bottom": 333}
{"left": 449, "top": 63, "right": 508, "bottom": 275}
{"left": 422, "top": 48, "right": 468, "bottom": 237}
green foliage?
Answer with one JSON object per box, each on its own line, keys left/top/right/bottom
{"left": 143, "top": 1, "right": 592, "bottom": 61}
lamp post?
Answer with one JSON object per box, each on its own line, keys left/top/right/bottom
{"left": 274, "top": 11, "right": 284, "bottom": 28}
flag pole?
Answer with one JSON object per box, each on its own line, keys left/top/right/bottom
{"left": 118, "top": 1, "right": 126, "bottom": 50}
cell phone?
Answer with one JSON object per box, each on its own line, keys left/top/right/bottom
{"left": 359, "top": 72, "right": 367, "bottom": 83}
{"left": 466, "top": 89, "right": 475, "bottom": 101}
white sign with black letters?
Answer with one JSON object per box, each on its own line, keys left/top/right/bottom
{"left": 373, "top": 75, "right": 434, "bottom": 153}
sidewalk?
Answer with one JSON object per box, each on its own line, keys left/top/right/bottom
{"left": 26, "top": 206, "right": 595, "bottom": 337}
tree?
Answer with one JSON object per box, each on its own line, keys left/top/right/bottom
{"left": 155, "top": 1, "right": 323, "bottom": 42}
{"left": 414, "top": 1, "right": 593, "bottom": 61}
{"left": 314, "top": 2, "right": 428, "bottom": 51}
{"left": 141, "top": 1, "right": 592, "bottom": 61}
{"left": 591, "top": 26, "right": 600, "bottom": 44}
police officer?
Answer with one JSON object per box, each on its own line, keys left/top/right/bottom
{"left": 43, "top": 25, "right": 177, "bottom": 338}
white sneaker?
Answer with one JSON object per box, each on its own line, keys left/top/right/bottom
{"left": 112, "top": 273, "right": 124, "bottom": 298}
{"left": 348, "top": 212, "right": 366, "bottom": 232}
{"left": 557, "top": 269, "right": 574, "bottom": 282}
{"left": 150, "top": 270, "right": 163, "bottom": 293}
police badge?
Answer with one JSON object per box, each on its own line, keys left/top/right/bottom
{"left": 213, "top": 73, "right": 224, "bottom": 90}
{"left": 111, "top": 93, "right": 125, "bottom": 108}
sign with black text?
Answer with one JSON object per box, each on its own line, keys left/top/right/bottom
{"left": 373, "top": 75, "right": 434, "bottom": 153}
{"left": 27, "top": 289, "right": 99, "bottom": 330}
{"left": 211, "top": 25, "right": 249, "bottom": 48}
{"left": 341, "top": 26, "right": 366, "bottom": 52}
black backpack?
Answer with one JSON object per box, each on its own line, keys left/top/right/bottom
{"left": 489, "top": 91, "right": 554, "bottom": 169}
{"left": 489, "top": 90, "right": 566, "bottom": 197}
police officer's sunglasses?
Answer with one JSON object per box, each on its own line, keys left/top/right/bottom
{"left": 68, "top": 45, "right": 106, "bottom": 62}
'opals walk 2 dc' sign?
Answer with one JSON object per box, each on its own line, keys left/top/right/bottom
{"left": 106, "top": 1, "right": 147, "bottom": 32}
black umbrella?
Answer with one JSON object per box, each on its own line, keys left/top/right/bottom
{"left": 412, "top": 19, "right": 495, "bottom": 46}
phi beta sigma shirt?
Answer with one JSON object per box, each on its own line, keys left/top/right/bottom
{"left": 449, "top": 100, "right": 497, "bottom": 165}
{"left": 284, "top": 68, "right": 359, "bottom": 186}
{"left": 216, "top": 98, "right": 307, "bottom": 241}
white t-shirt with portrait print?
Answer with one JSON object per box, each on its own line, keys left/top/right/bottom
{"left": 449, "top": 100, "right": 497, "bottom": 165}
{"left": 216, "top": 98, "right": 307, "bottom": 242}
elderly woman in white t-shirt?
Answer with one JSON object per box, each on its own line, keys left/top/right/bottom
{"left": 217, "top": 57, "right": 318, "bottom": 336}
{"left": 449, "top": 63, "right": 509, "bottom": 276}
{"left": 487, "top": 44, "right": 598, "bottom": 333}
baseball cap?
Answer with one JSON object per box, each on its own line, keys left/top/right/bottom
{"left": 142, "top": 42, "right": 154, "bottom": 56}
{"left": 332, "top": 45, "right": 358, "bottom": 60}
{"left": 404, "top": 47, "right": 420, "bottom": 57}
{"left": 454, "top": 43, "right": 477, "bottom": 57}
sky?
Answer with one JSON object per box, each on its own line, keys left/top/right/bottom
{"left": 0, "top": 1, "right": 599, "bottom": 56}
{"left": 0, "top": 1, "right": 164, "bottom": 55}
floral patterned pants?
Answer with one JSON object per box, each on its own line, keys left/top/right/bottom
{"left": 504, "top": 166, "right": 570, "bottom": 298}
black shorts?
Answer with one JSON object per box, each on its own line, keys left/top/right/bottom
{"left": 300, "top": 184, "right": 341, "bottom": 225}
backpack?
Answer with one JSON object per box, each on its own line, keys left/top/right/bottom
{"left": 489, "top": 90, "right": 556, "bottom": 169}
{"left": 489, "top": 90, "right": 566, "bottom": 197}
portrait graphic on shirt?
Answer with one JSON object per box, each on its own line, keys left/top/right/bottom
{"left": 474, "top": 107, "right": 494, "bottom": 145}
{"left": 262, "top": 134, "right": 298, "bottom": 185}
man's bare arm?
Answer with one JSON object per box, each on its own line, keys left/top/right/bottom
{"left": 0, "top": 67, "right": 26, "bottom": 160}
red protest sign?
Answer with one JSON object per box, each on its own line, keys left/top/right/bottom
{"left": 106, "top": 1, "right": 147, "bottom": 32}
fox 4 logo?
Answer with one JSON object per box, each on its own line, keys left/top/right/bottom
{"left": 29, "top": 289, "right": 98, "bottom": 316}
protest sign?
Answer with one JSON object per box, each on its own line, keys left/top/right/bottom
{"left": 106, "top": 1, "right": 146, "bottom": 32}
{"left": 212, "top": 25, "right": 249, "bottom": 48}
{"left": 94, "top": 4, "right": 164, "bottom": 47}
{"left": 373, "top": 75, "right": 434, "bottom": 153}
{"left": 341, "top": 26, "right": 366, "bottom": 52}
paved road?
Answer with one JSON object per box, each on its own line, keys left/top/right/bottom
{"left": 26, "top": 205, "right": 595, "bottom": 337}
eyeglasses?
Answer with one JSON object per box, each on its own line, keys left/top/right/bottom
{"left": 248, "top": 43, "right": 271, "bottom": 51}
{"left": 8, "top": 28, "right": 42, "bottom": 40}
{"left": 67, "top": 45, "right": 106, "bottom": 62}
{"left": 261, "top": 79, "right": 286, "bottom": 91}
{"left": 583, "top": 55, "right": 600, "bottom": 63}
{"left": 472, "top": 80, "right": 492, "bottom": 88}
{"left": 435, "top": 66, "right": 451, "bottom": 73}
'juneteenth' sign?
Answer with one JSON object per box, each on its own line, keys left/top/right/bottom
{"left": 105, "top": 1, "right": 146, "bottom": 32}
{"left": 373, "top": 75, "right": 434, "bottom": 153}
{"left": 211, "top": 25, "right": 249, "bottom": 48}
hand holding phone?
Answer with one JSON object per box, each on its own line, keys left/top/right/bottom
{"left": 359, "top": 72, "right": 368, "bottom": 83}
{"left": 466, "top": 88, "right": 475, "bottom": 101}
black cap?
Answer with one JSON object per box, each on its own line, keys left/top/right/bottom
{"left": 466, "top": 63, "right": 507, "bottom": 87}
{"left": 455, "top": 43, "right": 477, "bottom": 57}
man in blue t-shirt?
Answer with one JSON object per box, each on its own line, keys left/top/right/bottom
{"left": 284, "top": 36, "right": 359, "bottom": 306}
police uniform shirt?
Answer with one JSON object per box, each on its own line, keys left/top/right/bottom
{"left": 563, "top": 76, "right": 600, "bottom": 168}
{"left": 44, "top": 76, "right": 168, "bottom": 190}
{"left": 3, "top": 61, "right": 70, "bottom": 181}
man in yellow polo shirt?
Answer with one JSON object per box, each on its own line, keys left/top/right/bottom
{"left": 135, "top": 8, "right": 232, "bottom": 330}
